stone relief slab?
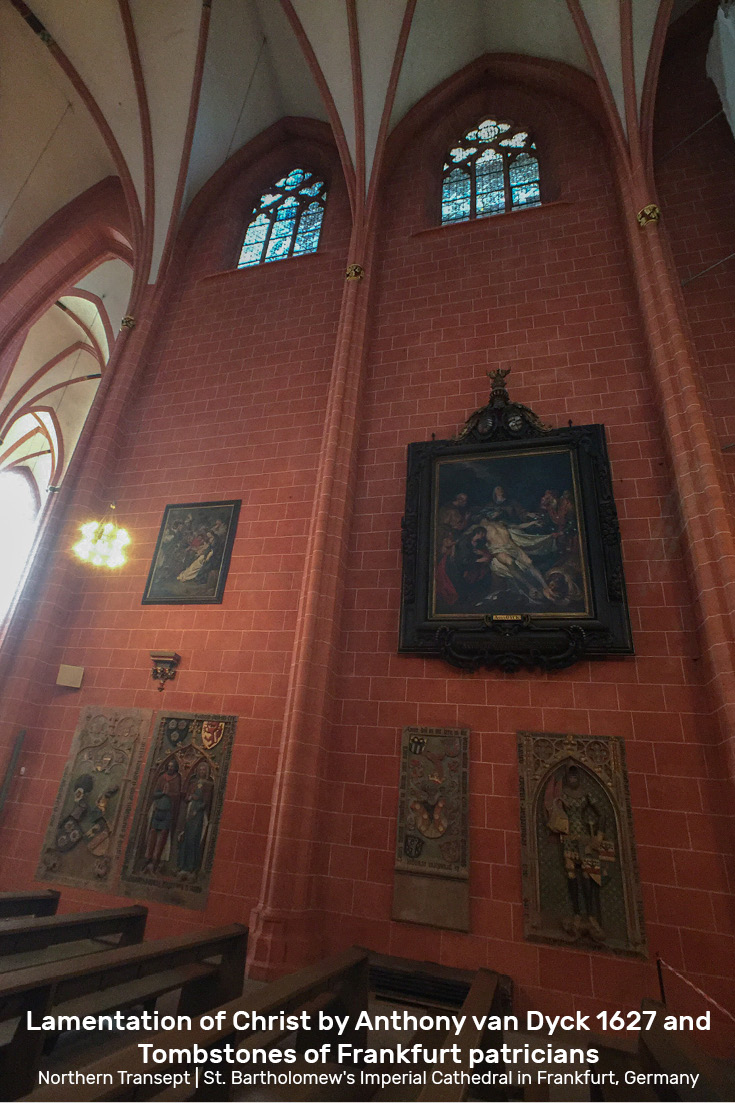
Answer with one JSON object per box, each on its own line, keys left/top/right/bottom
{"left": 37, "top": 706, "right": 151, "bottom": 890}
{"left": 393, "top": 726, "right": 470, "bottom": 931}
{"left": 119, "top": 711, "right": 237, "bottom": 909}
{"left": 518, "top": 729, "right": 646, "bottom": 958}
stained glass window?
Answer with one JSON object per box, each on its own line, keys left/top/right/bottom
{"left": 238, "top": 169, "right": 327, "bottom": 267}
{"left": 441, "top": 118, "right": 540, "bottom": 224}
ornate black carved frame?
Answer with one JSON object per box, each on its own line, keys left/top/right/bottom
{"left": 399, "top": 371, "right": 633, "bottom": 672}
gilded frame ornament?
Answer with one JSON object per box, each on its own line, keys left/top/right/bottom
{"left": 399, "top": 371, "right": 633, "bottom": 672}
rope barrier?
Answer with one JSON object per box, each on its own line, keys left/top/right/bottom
{"left": 658, "top": 957, "right": 735, "bottom": 1025}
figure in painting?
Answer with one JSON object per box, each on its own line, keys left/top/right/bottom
{"left": 143, "top": 501, "right": 239, "bottom": 604}
{"left": 433, "top": 454, "right": 587, "bottom": 615}
{"left": 485, "top": 485, "right": 531, "bottom": 525}
{"left": 544, "top": 763, "right": 612, "bottom": 942}
{"left": 176, "top": 760, "right": 213, "bottom": 879}
{"left": 142, "top": 757, "right": 181, "bottom": 873}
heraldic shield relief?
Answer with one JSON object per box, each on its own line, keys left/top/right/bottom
{"left": 518, "top": 730, "right": 646, "bottom": 958}
{"left": 395, "top": 727, "right": 469, "bottom": 877}
{"left": 37, "top": 706, "right": 150, "bottom": 890}
{"left": 120, "top": 711, "right": 236, "bottom": 909}
{"left": 392, "top": 726, "right": 470, "bottom": 931}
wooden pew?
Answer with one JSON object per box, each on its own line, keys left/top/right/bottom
{"left": 24, "top": 944, "right": 370, "bottom": 1103}
{"left": 638, "top": 998, "right": 735, "bottom": 1102}
{"left": 415, "top": 969, "right": 510, "bottom": 1103}
{"left": 0, "top": 923, "right": 247, "bottom": 1098}
{"left": 0, "top": 891, "right": 60, "bottom": 920}
{"left": 0, "top": 905, "right": 147, "bottom": 971}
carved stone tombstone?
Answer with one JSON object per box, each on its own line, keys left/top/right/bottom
{"left": 393, "top": 726, "right": 470, "bottom": 931}
{"left": 37, "top": 706, "right": 151, "bottom": 890}
{"left": 120, "top": 710, "right": 237, "bottom": 909}
{"left": 518, "top": 730, "right": 646, "bottom": 957}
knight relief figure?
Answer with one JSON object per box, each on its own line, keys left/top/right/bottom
{"left": 544, "top": 762, "right": 613, "bottom": 943}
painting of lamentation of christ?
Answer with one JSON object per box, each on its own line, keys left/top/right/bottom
{"left": 432, "top": 449, "right": 590, "bottom": 618}
{"left": 142, "top": 500, "right": 240, "bottom": 605}
{"left": 119, "top": 712, "right": 237, "bottom": 909}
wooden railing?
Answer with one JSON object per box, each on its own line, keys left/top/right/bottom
{"left": 24, "top": 944, "right": 370, "bottom": 1103}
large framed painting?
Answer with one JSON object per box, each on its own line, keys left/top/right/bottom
{"left": 37, "top": 706, "right": 151, "bottom": 890}
{"left": 119, "top": 711, "right": 237, "bottom": 909}
{"left": 142, "top": 500, "right": 240, "bottom": 604}
{"left": 518, "top": 729, "right": 647, "bottom": 958}
{"left": 399, "top": 371, "right": 633, "bottom": 671}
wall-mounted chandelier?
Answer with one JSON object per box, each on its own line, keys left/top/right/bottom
{"left": 72, "top": 503, "right": 130, "bottom": 569}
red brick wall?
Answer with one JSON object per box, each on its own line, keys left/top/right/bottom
{"left": 0, "top": 145, "right": 351, "bottom": 938}
{"left": 654, "top": 5, "right": 735, "bottom": 464}
{"left": 318, "top": 82, "right": 734, "bottom": 1028}
{"left": 0, "top": 67, "right": 732, "bottom": 1043}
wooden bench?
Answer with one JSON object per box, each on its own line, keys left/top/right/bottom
{"left": 0, "top": 905, "right": 148, "bottom": 972}
{"left": 415, "top": 968, "right": 511, "bottom": 1103}
{"left": 638, "top": 998, "right": 735, "bottom": 1102}
{"left": 0, "top": 891, "right": 60, "bottom": 921}
{"left": 0, "top": 922, "right": 247, "bottom": 1098}
{"left": 24, "top": 944, "right": 370, "bottom": 1102}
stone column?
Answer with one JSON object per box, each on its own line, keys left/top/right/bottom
{"left": 247, "top": 240, "right": 374, "bottom": 978}
{"left": 618, "top": 177, "right": 735, "bottom": 779}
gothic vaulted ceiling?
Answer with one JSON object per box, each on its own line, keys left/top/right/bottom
{"left": 1, "top": 0, "right": 693, "bottom": 291}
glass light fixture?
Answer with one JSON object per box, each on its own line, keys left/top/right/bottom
{"left": 73, "top": 503, "right": 130, "bottom": 568}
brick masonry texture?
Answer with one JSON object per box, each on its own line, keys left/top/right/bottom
{"left": 0, "top": 35, "right": 733, "bottom": 1037}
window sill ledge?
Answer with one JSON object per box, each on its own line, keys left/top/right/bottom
{"left": 410, "top": 199, "right": 571, "bottom": 240}
{"left": 197, "top": 250, "right": 329, "bottom": 285}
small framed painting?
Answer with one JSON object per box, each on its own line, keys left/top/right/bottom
{"left": 142, "top": 500, "right": 240, "bottom": 605}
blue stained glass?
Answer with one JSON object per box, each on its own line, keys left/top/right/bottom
{"left": 264, "top": 197, "right": 298, "bottom": 263}
{"left": 475, "top": 148, "right": 504, "bottom": 215}
{"left": 509, "top": 151, "right": 540, "bottom": 208}
{"left": 447, "top": 145, "right": 476, "bottom": 164}
{"left": 293, "top": 203, "right": 324, "bottom": 255}
{"left": 441, "top": 117, "right": 541, "bottom": 224}
{"left": 237, "top": 169, "right": 327, "bottom": 267}
{"left": 511, "top": 183, "right": 541, "bottom": 208}
{"left": 238, "top": 212, "right": 270, "bottom": 268}
{"left": 442, "top": 167, "right": 471, "bottom": 222}
{"left": 279, "top": 169, "right": 307, "bottom": 189}
{"left": 499, "top": 130, "right": 529, "bottom": 148}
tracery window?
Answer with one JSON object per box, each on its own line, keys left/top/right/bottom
{"left": 441, "top": 118, "right": 541, "bottom": 224}
{"left": 238, "top": 168, "right": 327, "bottom": 267}
{"left": 0, "top": 470, "right": 40, "bottom": 622}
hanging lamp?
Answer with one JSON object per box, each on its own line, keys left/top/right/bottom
{"left": 72, "top": 502, "right": 130, "bottom": 568}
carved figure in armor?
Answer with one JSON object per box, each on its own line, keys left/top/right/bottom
{"left": 545, "top": 763, "right": 609, "bottom": 942}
